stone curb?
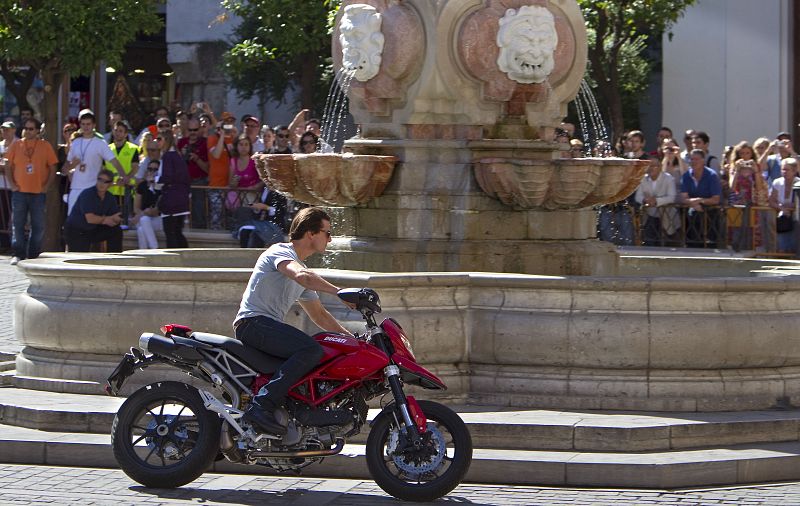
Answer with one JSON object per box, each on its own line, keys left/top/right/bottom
{"left": 2, "top": 423, "right": 800, "bottom": 488}
{"left": 3, "top": 386, "right": 800, "bottom": 452}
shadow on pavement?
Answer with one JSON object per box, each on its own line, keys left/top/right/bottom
{"left": 132, "top": 485, "right": 488, "bottom": 505}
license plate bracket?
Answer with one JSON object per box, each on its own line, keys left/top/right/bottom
{"left": 105, "top": 348, "right": 158, "bottom": 396}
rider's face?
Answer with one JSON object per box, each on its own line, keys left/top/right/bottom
{"left": 311, "top": 220, "right": 332, "bottom": 253}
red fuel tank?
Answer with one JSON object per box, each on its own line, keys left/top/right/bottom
{"left": 314, "top": 332, "right": 389, "bottom": 379}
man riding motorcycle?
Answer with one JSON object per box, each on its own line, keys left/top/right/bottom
{"left": 234, "top": 207, "right": 353, "bottom": 434}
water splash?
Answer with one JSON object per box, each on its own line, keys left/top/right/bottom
{"left": 320, "top": 68, "right": 356, "bottom": 152}
{"left": 573, "top": 80, "right": 612, "bottom": 157}
{"left": 320, "top": 72, "right": 342, "bottom": 143}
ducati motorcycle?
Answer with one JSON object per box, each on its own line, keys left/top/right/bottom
{"left": 106, "top": 288, "right": 472, "bottom": 502}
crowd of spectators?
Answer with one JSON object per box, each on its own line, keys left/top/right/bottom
{"left": 2, "top": 102, "right": 799, "bottom": 262}
{"left": 559, "top": 122, "right": 800, "bottom": 256}
{"left": 0, "top": 101, "right": 325, "bottom": 264}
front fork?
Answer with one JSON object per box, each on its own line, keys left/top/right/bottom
{"left": 384, "top": 364, "right": 426, "bottom": 446}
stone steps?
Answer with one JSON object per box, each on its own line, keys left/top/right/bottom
{"left": 11, "top": 375, "right": 108, "bottom": 395}
{"left": 2, "top": 387, "right": 800, "bottom": 452}
{"left": 2, "top": 422, "right": 800, "bottom": 488}
{"left": 3, "top": 386, "right": 800, "bottom": 488}
{"left": 0, "top": 371, "right": 15, "bottom": 386}
{"left": 0, "top": 354, "right": 16, "bottom": 386}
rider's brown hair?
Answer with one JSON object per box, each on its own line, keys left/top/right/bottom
{"left": 290, "top": 207, "right": 331, "bottom": 240}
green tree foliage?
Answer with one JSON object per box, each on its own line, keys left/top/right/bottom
{"left": 578, "top": 0, "right": 696, "bottom": 139}
{"left": 0, "top": 0, "right": 161, "bottom": 114}
{"left": 222, "top": 0, "right": 341, "bottom": 113}
{"left": 0, "top": 0, "right": 161, "bottom": 250}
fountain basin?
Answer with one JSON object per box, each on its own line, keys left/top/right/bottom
{"left": 473, "top": 157, "right": 649, "bottom": 210}
{"left": 253, "top": 152, "right": 397, "bottom": 206}
{"left": 14, "top": 250, "right": 800, "bottom": 411}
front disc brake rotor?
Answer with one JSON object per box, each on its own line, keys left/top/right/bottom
{"left": 386, "top": 423, "right": 447, "bottom": 475}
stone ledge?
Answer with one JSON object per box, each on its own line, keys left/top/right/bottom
{"left": 2, "top": 422, "right": 800, "bottom": 488}
{"left": 2, "top": 387, "right": 800, "bottom": 452}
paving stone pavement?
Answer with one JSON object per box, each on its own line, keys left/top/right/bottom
{"left": 0, "top": 253, "right": 29, "bottom": 355}
{"left": 1, "top": 464, "right": 800, "bottom": 505}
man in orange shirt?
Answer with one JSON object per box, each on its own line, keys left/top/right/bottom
{"left": 207, "top": 112, "right": 237, "bottom": 229}
{"left": 6, "top": 118, "right": 58, "bottom": 264}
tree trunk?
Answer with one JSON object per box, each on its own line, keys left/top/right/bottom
{"left": 299, "top": 54, "right": 316, "bottom": 110}
{"left": 606, "top": 88, "right": 625, "bottom": 146}
{"left": 0, "top": 64, "right": 36, "bottom": 114}
{"left": 40, "top": 66, "right": 66, "bottom": 252}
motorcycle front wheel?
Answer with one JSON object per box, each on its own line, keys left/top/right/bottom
{"left": 366, "top": 399, "right": 473, "bottom": 502}
{"left": 111, "top": 381, "right": 221, "bottom": 488}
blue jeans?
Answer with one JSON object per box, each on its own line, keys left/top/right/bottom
{"left": 598, "top": 206, "right": 634, "bottom": 246}
{"left": 11, "top": 191, "right": 46, "bottom": 260}
{"left": 249, "top": 220, "right": 285, "bottom": 248}
{"left": 777, "top": 228, "right": 798, "bottom": 254}
{"left": 234, "top": 316, "right": 323, "bottom": 407}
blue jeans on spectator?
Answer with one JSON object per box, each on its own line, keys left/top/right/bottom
{"left": 249, "top": 220, "right": 285, "bottom": 248}
{"left": 598, "top": 205, "right": 634, "bottom": 246}
{"left": 777, "top": 227, "right": 798, "bottom": 254}
{"left": 11, "top": 191, "right": 46, "bottom": 260}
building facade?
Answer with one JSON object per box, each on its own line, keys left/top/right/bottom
{"left": 662, "top": 0, "right": 794, "bottom": 149}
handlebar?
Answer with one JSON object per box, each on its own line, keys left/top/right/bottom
{"left": 337, "top": 288, "right": 381, "bottom": 315}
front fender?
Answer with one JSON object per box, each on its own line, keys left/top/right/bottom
{"left": 393, "top": 355, "right": 447, "bottom": 390}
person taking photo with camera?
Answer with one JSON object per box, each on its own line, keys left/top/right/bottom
{"left": 760, "top": 132, "right": 797, "bottom": 186}
{"left": 176, "top": 117, "right": 209, "bottom": 228}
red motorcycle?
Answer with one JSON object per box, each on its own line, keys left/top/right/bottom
{"left": 106, "top": 288, "right": 472, "bottom": 502}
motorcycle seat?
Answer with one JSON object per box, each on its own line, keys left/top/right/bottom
{"left": 190, "top": 331, "right": 282, "bottom": 374}
{"left": 191, "top": 331, "right": 236, "bottom": 346}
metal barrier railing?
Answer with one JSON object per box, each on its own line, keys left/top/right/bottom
{"left": 0, "top": 185, "right": 791, "bottom": 256}
{"left": 106, "top": 185, "right": 268, "bottom": 233}
{"left": 185, "top": 185, "right": 269, "bottom": 231}
{"left": 103, "top": 190, "right": 797, "bottom": 257}
{"left": 619, "top": 204, "right": 782, "bottom": 254}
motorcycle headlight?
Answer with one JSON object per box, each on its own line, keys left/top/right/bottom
{"left": 400, "top": 334, "right": 415, "bottom": 358}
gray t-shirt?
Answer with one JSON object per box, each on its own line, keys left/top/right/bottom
{"left": 234, "top": 242, "right": 319, "bottom": 324}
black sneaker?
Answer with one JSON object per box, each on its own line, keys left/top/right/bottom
{"left": 242, "top": 404, "right": 287, "bottom": 435}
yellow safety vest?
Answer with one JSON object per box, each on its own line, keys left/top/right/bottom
{"left": 106, "top": 141, "right": 138, "bottom": 196}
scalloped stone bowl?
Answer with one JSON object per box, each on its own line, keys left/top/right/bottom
{"left": 473, "top": 157, "right": 649, "bottom": 210}
{"left": 253, "top": 153, "right": 397, "bottom": 206}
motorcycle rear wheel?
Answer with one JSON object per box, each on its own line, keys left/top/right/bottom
{"left": 366, "top": 400, "right": 472, "bottom": 502}
{"left": 111, "top": 381, "right": 221, "bottom": 488}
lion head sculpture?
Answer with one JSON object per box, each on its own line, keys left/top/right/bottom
{"left": 339, "top": 4, "right": 386, "bottom": 82}
{"left": 496, "top": 5, "right": 558, "bottom": 85}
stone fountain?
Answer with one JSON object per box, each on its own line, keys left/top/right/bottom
{"left": 13, "top": 0, "right": 800, "bottom": 417}
{"left": 254, "top": 0, "right": 649, "bottom": 277}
